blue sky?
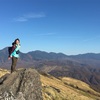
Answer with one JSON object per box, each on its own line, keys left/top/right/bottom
{"left": 0, "top": 0, "right": 100, "bottom": 55}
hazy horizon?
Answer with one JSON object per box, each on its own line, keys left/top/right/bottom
{"left": 1, "top": 46, "right": 100, "bottom": 56}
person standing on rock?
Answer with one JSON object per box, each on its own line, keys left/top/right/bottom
{"left": 8, "top": 38, "right": 21, "bottom": 73}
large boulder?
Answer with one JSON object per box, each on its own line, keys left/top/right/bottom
{"left": 0, "top": 68, "right": 43, "bottom": 100}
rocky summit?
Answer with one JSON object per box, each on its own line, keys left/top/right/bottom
{"left": 0, "top": 68, "right": 43, "bottom": 100}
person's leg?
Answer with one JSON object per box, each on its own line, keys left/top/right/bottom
{"left": 13, "top": 57, "right": 18, "bottom": 71}
{"left": 11, "top": 57, "right": 14, "bottom": 73}
{"left": 11, "top": 57, "right": 18, "bottom": 73}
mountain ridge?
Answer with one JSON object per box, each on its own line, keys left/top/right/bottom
{"left": 1, "top": 47, "right": 100, "bottom": 57}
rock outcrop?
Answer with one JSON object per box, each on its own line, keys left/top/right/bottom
{"left": 0, "top": 68, "right": 43, "bottom": 100}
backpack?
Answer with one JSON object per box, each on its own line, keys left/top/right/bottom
{"left": 8, "top": 46, "right": 16, "bottom": 57}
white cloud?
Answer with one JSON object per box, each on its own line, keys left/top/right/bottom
{"left": 14, "top": 12, "right": 46, "bottom": 22}
{"left": 24, "top": 12, "right": 45, "bottom": 18}
{"left": 14, "top": 17, "right": 28, "bottom": 22}
{"left": 56, "top": 36, "right": 80, "bottom": 39}
{"left": 34, "top": 33, "right": 56, "bottom": 36}
{"left": 38, "top": 33, "right": 56, "bottom": 36}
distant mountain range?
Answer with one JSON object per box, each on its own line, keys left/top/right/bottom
{"left": 0, "top": 47, "right": 100, "bottom": 92}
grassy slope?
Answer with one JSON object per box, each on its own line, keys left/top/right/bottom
{"left": 41, "top": 74, "right": 100, "bottom": 100}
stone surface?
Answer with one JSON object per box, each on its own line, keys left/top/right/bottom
{"left": 0, "top": 68, "right": 43, "bottom": 100}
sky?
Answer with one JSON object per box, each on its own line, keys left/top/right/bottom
{"left": 0, "top": 0, "right": 100, "bottom": 55}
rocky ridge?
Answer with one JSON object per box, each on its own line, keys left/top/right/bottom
{"left": 0, "top": 68, "right": 100, "bottom": 100}
{"left": 0, "top": 68, "right": 43, "bottom": 100}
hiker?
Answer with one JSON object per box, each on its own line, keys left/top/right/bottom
{"left": 8, "top": 38, "right": 21, "bottom": 73}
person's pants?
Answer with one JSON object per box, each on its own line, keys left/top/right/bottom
{"left": 11, "top": 57, "right": 18, "bottom": 73}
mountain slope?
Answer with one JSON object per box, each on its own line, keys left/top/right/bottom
{"left": 0, "top": 47, "right": 100, "bottom": 92}
{"left": 0, "top": 68, "right": 100, "bottom": 100}
{"left": 41, "top": 74, "right": 100, "bottom": 100}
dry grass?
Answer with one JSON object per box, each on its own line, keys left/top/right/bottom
{"left": 62, "top": 77, "right": 100, "bottom": 93}
{"left": 40, "top": 74, "right": 100, "bottom": 100}
{"left": 0, "top": 68, "right": 10, "bottom": 77}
